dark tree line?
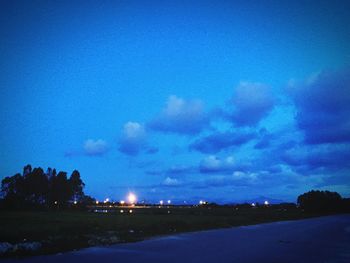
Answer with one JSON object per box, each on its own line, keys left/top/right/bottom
{"left": 1, "top": 164, "right": 91, "bottom": 209}
{"left": 297, "top": 190, "right": 350, "bottom": 213}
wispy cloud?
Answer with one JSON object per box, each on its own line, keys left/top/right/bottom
{"left": 190, "top": 130, "right": 256, "bottom": 153}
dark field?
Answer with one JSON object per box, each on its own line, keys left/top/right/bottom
{"left": 0, "top": 205, "right": 336, "bottom": 257}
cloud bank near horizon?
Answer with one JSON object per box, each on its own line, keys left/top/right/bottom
{"left": 68, "top": 68, "right": 350, "bottom": 200}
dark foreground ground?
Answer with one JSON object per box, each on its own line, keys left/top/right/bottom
{"left": 0, "top": 206, "right": 347, "bottom": 257}
{"left": 2, "top": 214, "right": 350, "bottom": 263}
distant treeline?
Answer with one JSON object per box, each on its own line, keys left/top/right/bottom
{"left": 297, "top": 190, "right": 350, "bottom": 213}
{"left": 1, "top": 164, "right": 349, "bottom": 214}
{"left": 0, "top": 164, "right": 94, "bottom": 209}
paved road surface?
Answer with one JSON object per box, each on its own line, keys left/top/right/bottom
{"left": 3, "top": 214, "right": 350, "bottom": 263}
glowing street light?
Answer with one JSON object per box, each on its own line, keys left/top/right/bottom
{"left": 199, "top": 200, "right": 203, "bottom": 205}
{"left": 120, "top": 200, "right": 125, "bottom": 205}
{"left": 159, "top": 200, "right": 164, "bottom": 205}
{"left": 74, "top": 200, "right": 77, "bottom": 205}
{"left": 128, "top": 193, "right": 137, "bottom": 204}
{"left": 251, "top": 203, "right": 256, "bottom": 207}
{"left": 95, "top": 200, "right": 99, "bottom": 205}
{"left": 264, "top": 200, "right": 269, "bottom": 205}
{"left": 167, "top": 200, "right": 171, "bottom": 204}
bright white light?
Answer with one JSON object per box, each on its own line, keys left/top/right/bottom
{"left": 128, "top": 193, "right": 137, "bottom": 204}
{"left": 120, "top": 209, "right": 124, "bottom": 213}
{"left": 167, "top": 200, "right": 171, "bottom": 204}
{"left": 95, "top": 200, "right": 99, "bottom": 205}
{"left": 264, "top": 200, "right": 269, "bottom": 205}
{"left": 105, "top": 198, "right": 110, "bottom": 202}
{"left": 199, "top": 200, "right": 203, "bottom": 205}
{"left": 120, "top": 200, "right": 125, "bottom": 205}
{"left": 159, "top": 200, "right": 164, "bottom": 205}
{"left": 251, "top": 203, "right": 256, "bottom": 207}
{"left": 54, "top": 201, "right": 58, "bottom": 205}
{"left": 129, "top": 209, "right": 133, "bottom": 213}
{"left": 74, "top": 201, "right": 77, "bottom": 205}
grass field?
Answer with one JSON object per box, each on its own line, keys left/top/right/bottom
{"left": 0, "top": 205, "right": 328, "bottom": 257}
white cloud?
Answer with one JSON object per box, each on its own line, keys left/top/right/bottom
{"left": 233, "top": 171, "right": 246, "bottom": 177}
{"left": 199, "top": 155, "right": 235, "bottom": 173}
{"left": 123, "top": 122, "right": 145, "bottom": 139}
{"left": 232, "top": 171, "right": 257, "bottom": 181}
{"left": 162, "top": 177, "right": 181, "bottom": 186}
{"left": 149, "top": 95, "right": 210, "bottom": 135}
{"left": 118, "top": 121, "right": 147, "bottom": 156}
{"left": 165, "top": 95, "right": 203, "bottom": 117}
{"left": 228, "top": 82, "right": 274, "bottom": 126}
{"left": 202, "top": 155, "right": 221, "bottom": 169}
{"left": 84, "top": 139, "right": 108, "bottom": 156}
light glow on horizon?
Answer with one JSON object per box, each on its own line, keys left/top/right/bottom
{"left": 127, "top": 193, "right": 137, "bottom": 204}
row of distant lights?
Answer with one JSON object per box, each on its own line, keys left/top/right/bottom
{"left": 120, "top": 209, "right": 133, "bottom": 214}
{"left": 96, "top": 193, "right": 173, "bottom": 205}
{"left": 94, "top": 193, "right": 138, "bottom": 205}
{"left": 54, "top": 200, "right": 78, "bottom": 205}
{"left": 94, "top": 193, "right": 269, "bottom": 207}
{"left": 251, "top": 201, "right": 269, "bottom": 207}
{"left": 159, "top": 200, "right": 171, "bottom": 205}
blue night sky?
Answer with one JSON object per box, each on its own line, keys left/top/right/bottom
{"left": 1, "top": 0, "right": 350, "bottom": 203}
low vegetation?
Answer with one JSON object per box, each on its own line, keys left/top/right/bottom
{"left": 1, "top": 203, "right": 349, "bottom": 258}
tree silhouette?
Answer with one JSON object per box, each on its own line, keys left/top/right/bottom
{"left": 69, "top": 170, "right": 85, "bottom": 201}
{"left": 23, "top": 164, "right": 32, "bottom": 176}
{"left": 23, "top": 167, "right": 49, "bottom": 205}
{"left": 52, "top": 171, "right": 71, "bottom": 207}
{"left": 297, "top": 190, "right": 343, "bottom": 212}
{"left": 1, "top": 173, "right": 25, "bottom": 208}
{"left": 1, "top": 164, "right": 87, "bottom": 209}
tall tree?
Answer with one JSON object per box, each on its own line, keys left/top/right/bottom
{"left": 1, "top": 173, "right": 25, "bottom": 208}
{"left": 52, "top": 171, "right": 71, "bottom": 206}
{"left": 46, "top": 167, "right": 53, "bottom": 179}
{"left": 48, "top": 169, "right": 57, "bottom": 206}
{"left": 69, "top": 170, "right": 85, "bottom": 201}
{"left": 1, "top": 173, "right": 23, "bottom": 197}
{"left": 23, "top": 167, "right": 49, "bottom": 205}
{"left": 23, "top": 164, "right": 32, "bottom": 176}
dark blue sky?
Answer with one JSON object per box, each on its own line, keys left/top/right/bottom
{"left": 1, "top": 0, "right": 350, "bottom": 203}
